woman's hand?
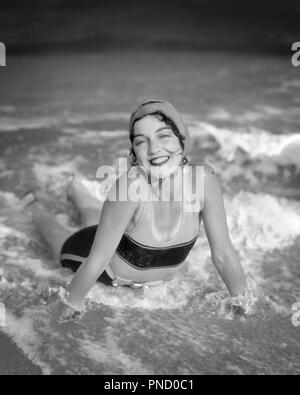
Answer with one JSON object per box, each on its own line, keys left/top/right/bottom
{"left": 54, "top": 287, "right": 85, "bottom": 323}
{"left": 221, "top": 282, "right": 257, "bottom": 319}
{"left": 230, "top": 296, "right": 247, "bottom": 317}
{"left": 53, "top": 299, "right": 83, "bottom": 323}
{"left": 220, "top": 296, "right": 247, "bottom": 319}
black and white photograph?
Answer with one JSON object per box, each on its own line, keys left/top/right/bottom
{"left": 0, "top": 0, "right": 299, "bottom": 377}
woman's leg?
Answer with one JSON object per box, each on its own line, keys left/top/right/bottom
{"left": 31, "top": 201, "right": 73, "bottom": 260}
{"left": 68, "top": 177, "right": 101, "bottom": 228}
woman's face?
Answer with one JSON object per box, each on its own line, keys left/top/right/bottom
{"left": 132, "top": 115, "right": 183, "bottom": 178}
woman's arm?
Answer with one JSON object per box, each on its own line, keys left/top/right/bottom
{"left": 201, "top": 164, "right": 246, "bottom": 297}
{"left": 65, "top": 175, "right": 139, "bottom": 307}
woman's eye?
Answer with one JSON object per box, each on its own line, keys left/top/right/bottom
{"left": 159, "top": 134, "right": 171, "bottom": 139}
{"left": 135, "top": 140, "right": 146, "bottom": 146}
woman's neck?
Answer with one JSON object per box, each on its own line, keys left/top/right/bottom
{"left": 148, "top": 166, "right": 183, "bottom": 202}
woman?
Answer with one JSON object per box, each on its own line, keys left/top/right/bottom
{"left": 24, "top": 99, "right": 247, "bottom": 321}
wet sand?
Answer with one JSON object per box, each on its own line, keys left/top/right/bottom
{"left": 0, "top": 333, "right": 42, "bottom": 375}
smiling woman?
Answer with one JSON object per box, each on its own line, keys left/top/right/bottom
{"left": 21, "top": 99, "right": 247, "bottom": 322}
{"left": 131, "top": 115, "right": 184, "bottom": 182}
{"left": 130, "top": 113, "right": 187, "bottom": 167}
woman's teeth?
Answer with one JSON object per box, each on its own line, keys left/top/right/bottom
{"left": 150, "top": 156, "right": 170, "bottom": 166}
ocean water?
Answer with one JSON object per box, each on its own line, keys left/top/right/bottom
{"left": 0, "top": 52, "right": 300, "bottom": 375}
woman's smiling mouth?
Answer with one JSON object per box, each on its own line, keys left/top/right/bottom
{"left": 149, "top": 156, "right": 170, "bottom": 166}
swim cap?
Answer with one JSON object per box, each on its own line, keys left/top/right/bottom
{"left": 129, "top": 99, "right": 191, "bottom": 158}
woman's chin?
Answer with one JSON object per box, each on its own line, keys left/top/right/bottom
{"left": 148, "top": 163, "right": 181, "bottom": 180}
{"left": 135, "top": 161, "right": 182, "bottom": 180}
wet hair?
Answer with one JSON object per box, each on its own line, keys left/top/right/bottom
{"left": 129, "top": 111, "right": 188, "bottom": 166}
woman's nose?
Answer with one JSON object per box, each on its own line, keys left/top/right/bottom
{"left": 148, "top": 139, "right": 161, "bottom": 156}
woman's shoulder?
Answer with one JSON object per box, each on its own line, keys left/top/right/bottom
{"left": 188, "top": 161, "right": 217, "bottom": 182}
{"left": 189, "top": 160, "right": 215, "bottom": 170}
{"left": 110, "top": 166, "right": 149, "bottom": 204}
{"left": 189, "top": 161, "right": 221, "bottom": 198}
{"left": 200, "top": 162, "right": 223, "bottom": 201}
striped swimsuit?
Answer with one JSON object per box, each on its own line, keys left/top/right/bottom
{"left": 60, "top": 166, "right": 204, "bottom": 286}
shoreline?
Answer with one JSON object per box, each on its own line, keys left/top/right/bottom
{"left": 0, "top": 332, "right": 42, "bottom": 375}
